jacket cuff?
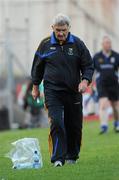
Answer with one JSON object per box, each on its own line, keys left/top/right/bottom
{"left": 82, "top": 77, "right": 91, "bottom": 85}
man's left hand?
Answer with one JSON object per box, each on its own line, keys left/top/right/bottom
{"left": 78, "top": 79, "right": 89, "bottom": 93}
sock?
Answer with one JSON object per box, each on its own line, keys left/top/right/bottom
{"left": 99, "top": 108, "right": 109, "bottom": 128}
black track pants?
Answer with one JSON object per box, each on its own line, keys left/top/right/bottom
{"left": 45, "top": 90, "right": 83, "bottom": 164}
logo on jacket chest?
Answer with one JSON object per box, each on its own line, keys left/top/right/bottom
{"left": 68, "top": 48, "right": 73, "bottom": 55}
{"left": 110, "top": 57, "right": 115, "bottom": 63}
{"left": 98, "top": 58, "right": 104, "bottom": 64}
{"left": 50, "top": 46, "right": 56, "bottom": 50}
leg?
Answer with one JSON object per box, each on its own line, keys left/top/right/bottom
{"left": 65, "top": 94, "right": 82, "bottom": 161}
{"left": 99, "top": 97, "right": 110, "bottom": 134}
{"left": 110, "top": 100, "right": 119, "bottom": 132}
{"left": 48, "top": 105, "right": 67, "bottom": 165}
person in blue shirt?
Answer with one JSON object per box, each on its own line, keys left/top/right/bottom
{"left": 31, "top": 13, "right": 94, "bottom": 167}
{"left": 93, "top": 36, "right": 119, "bottom": 134}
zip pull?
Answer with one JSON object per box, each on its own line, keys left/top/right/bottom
{"left": 61, "top": 46, "right": 63, "bottom": 51}
{"left": 59, "top": 41, "right": 63, "bottom": 51}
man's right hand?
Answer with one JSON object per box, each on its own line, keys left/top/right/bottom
{"left": 32, "top": 85, "right": 40, "bottom": 100}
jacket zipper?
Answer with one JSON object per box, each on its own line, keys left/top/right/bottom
{"left": 61, "top": 45, "right": 63, "bottom": 51}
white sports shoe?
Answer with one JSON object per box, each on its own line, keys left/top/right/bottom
{"left": 114, "top": 121, "right": 119, "bottom": 133}
{"left": 54, "top": 161, "right": 63, "bottom": 167}
{"left": 66, "top": 160, "right": 76, "bottom": 164}
{"left": 115, "top": 126, "right": 119, "bottom": 132}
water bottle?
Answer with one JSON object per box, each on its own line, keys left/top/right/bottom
{"left": 33, "top": 150, "right": 40, "bottom": 169}
{"left": 13, "top": 162, "right": 33, "bottom": 169}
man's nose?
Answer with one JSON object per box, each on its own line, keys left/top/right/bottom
{"left": 58, "top": 31, "right": 63, "bottom": 36}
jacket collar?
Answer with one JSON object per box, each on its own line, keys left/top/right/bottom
{"left": 50, "top": 32, "right": 75, "bottom": 45}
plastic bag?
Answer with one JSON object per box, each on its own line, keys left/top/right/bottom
{"left": 6, "top": 138, "right": 43, "bottom": 169}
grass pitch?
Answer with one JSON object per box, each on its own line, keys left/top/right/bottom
{"left": 0, "top": 121, "right": 119, "bottom": 180}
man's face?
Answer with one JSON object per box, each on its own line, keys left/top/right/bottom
{"left": 102, "top": 37, "right": 112, "bottom": 52}
{"left": 52, "top": 24, "right": 70, "bottom": 42}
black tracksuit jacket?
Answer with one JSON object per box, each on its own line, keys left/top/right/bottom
{"left": 31, "top": 32, "right": 94, "bottom": 92}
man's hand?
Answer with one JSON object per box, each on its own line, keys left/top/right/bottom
{"left": 32, "top": 85, "right": 40, "bottom": 100}
{"left": 78, "top": 79, "right": 89, "bottom": 93}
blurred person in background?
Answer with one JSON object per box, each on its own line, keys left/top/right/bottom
{"left": 23, "top": 79, "right": 44, "bottom": 128}
{"left": 93, "top": 36, "right": 119, "bottom": 134}
{"left": 31, "top": 13, "right": 94, "bottom": 167}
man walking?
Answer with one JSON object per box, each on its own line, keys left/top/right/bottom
{"left": 93, "top": 36, "right": 119, "bottom": 134}
{"left": 31, "top": 13, "right": 94, "bottom": 166}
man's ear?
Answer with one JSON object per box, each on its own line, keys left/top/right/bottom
{"left": 51, "top": 25, "right": 54, "bottom": 31}
{"left": 68, "top": 25, "right": 71, "bottom": 30}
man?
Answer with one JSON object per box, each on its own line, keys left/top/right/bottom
{"left": 31, "top": 13, "right": 94, "bottom": 167}
{"left": 93, "top": 36, "right": 119, "bottom": 134}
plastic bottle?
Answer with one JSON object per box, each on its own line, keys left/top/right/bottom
{"left": 32, "top": 150, "right": 41, "bottom": 169}
{"left": 13, "top": 162, "right": 33, "bottom": 169}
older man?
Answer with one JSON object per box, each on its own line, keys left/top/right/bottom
{"left": 31, "top": 13, "right": 94, "bottom": 167}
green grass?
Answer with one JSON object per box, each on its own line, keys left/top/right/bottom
{"left": 0, "top": 121, "right": 119, "bottom": 180}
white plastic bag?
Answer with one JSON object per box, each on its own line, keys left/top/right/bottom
{"left": 6, "top": 138, "right": 43, "bottom": 169}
